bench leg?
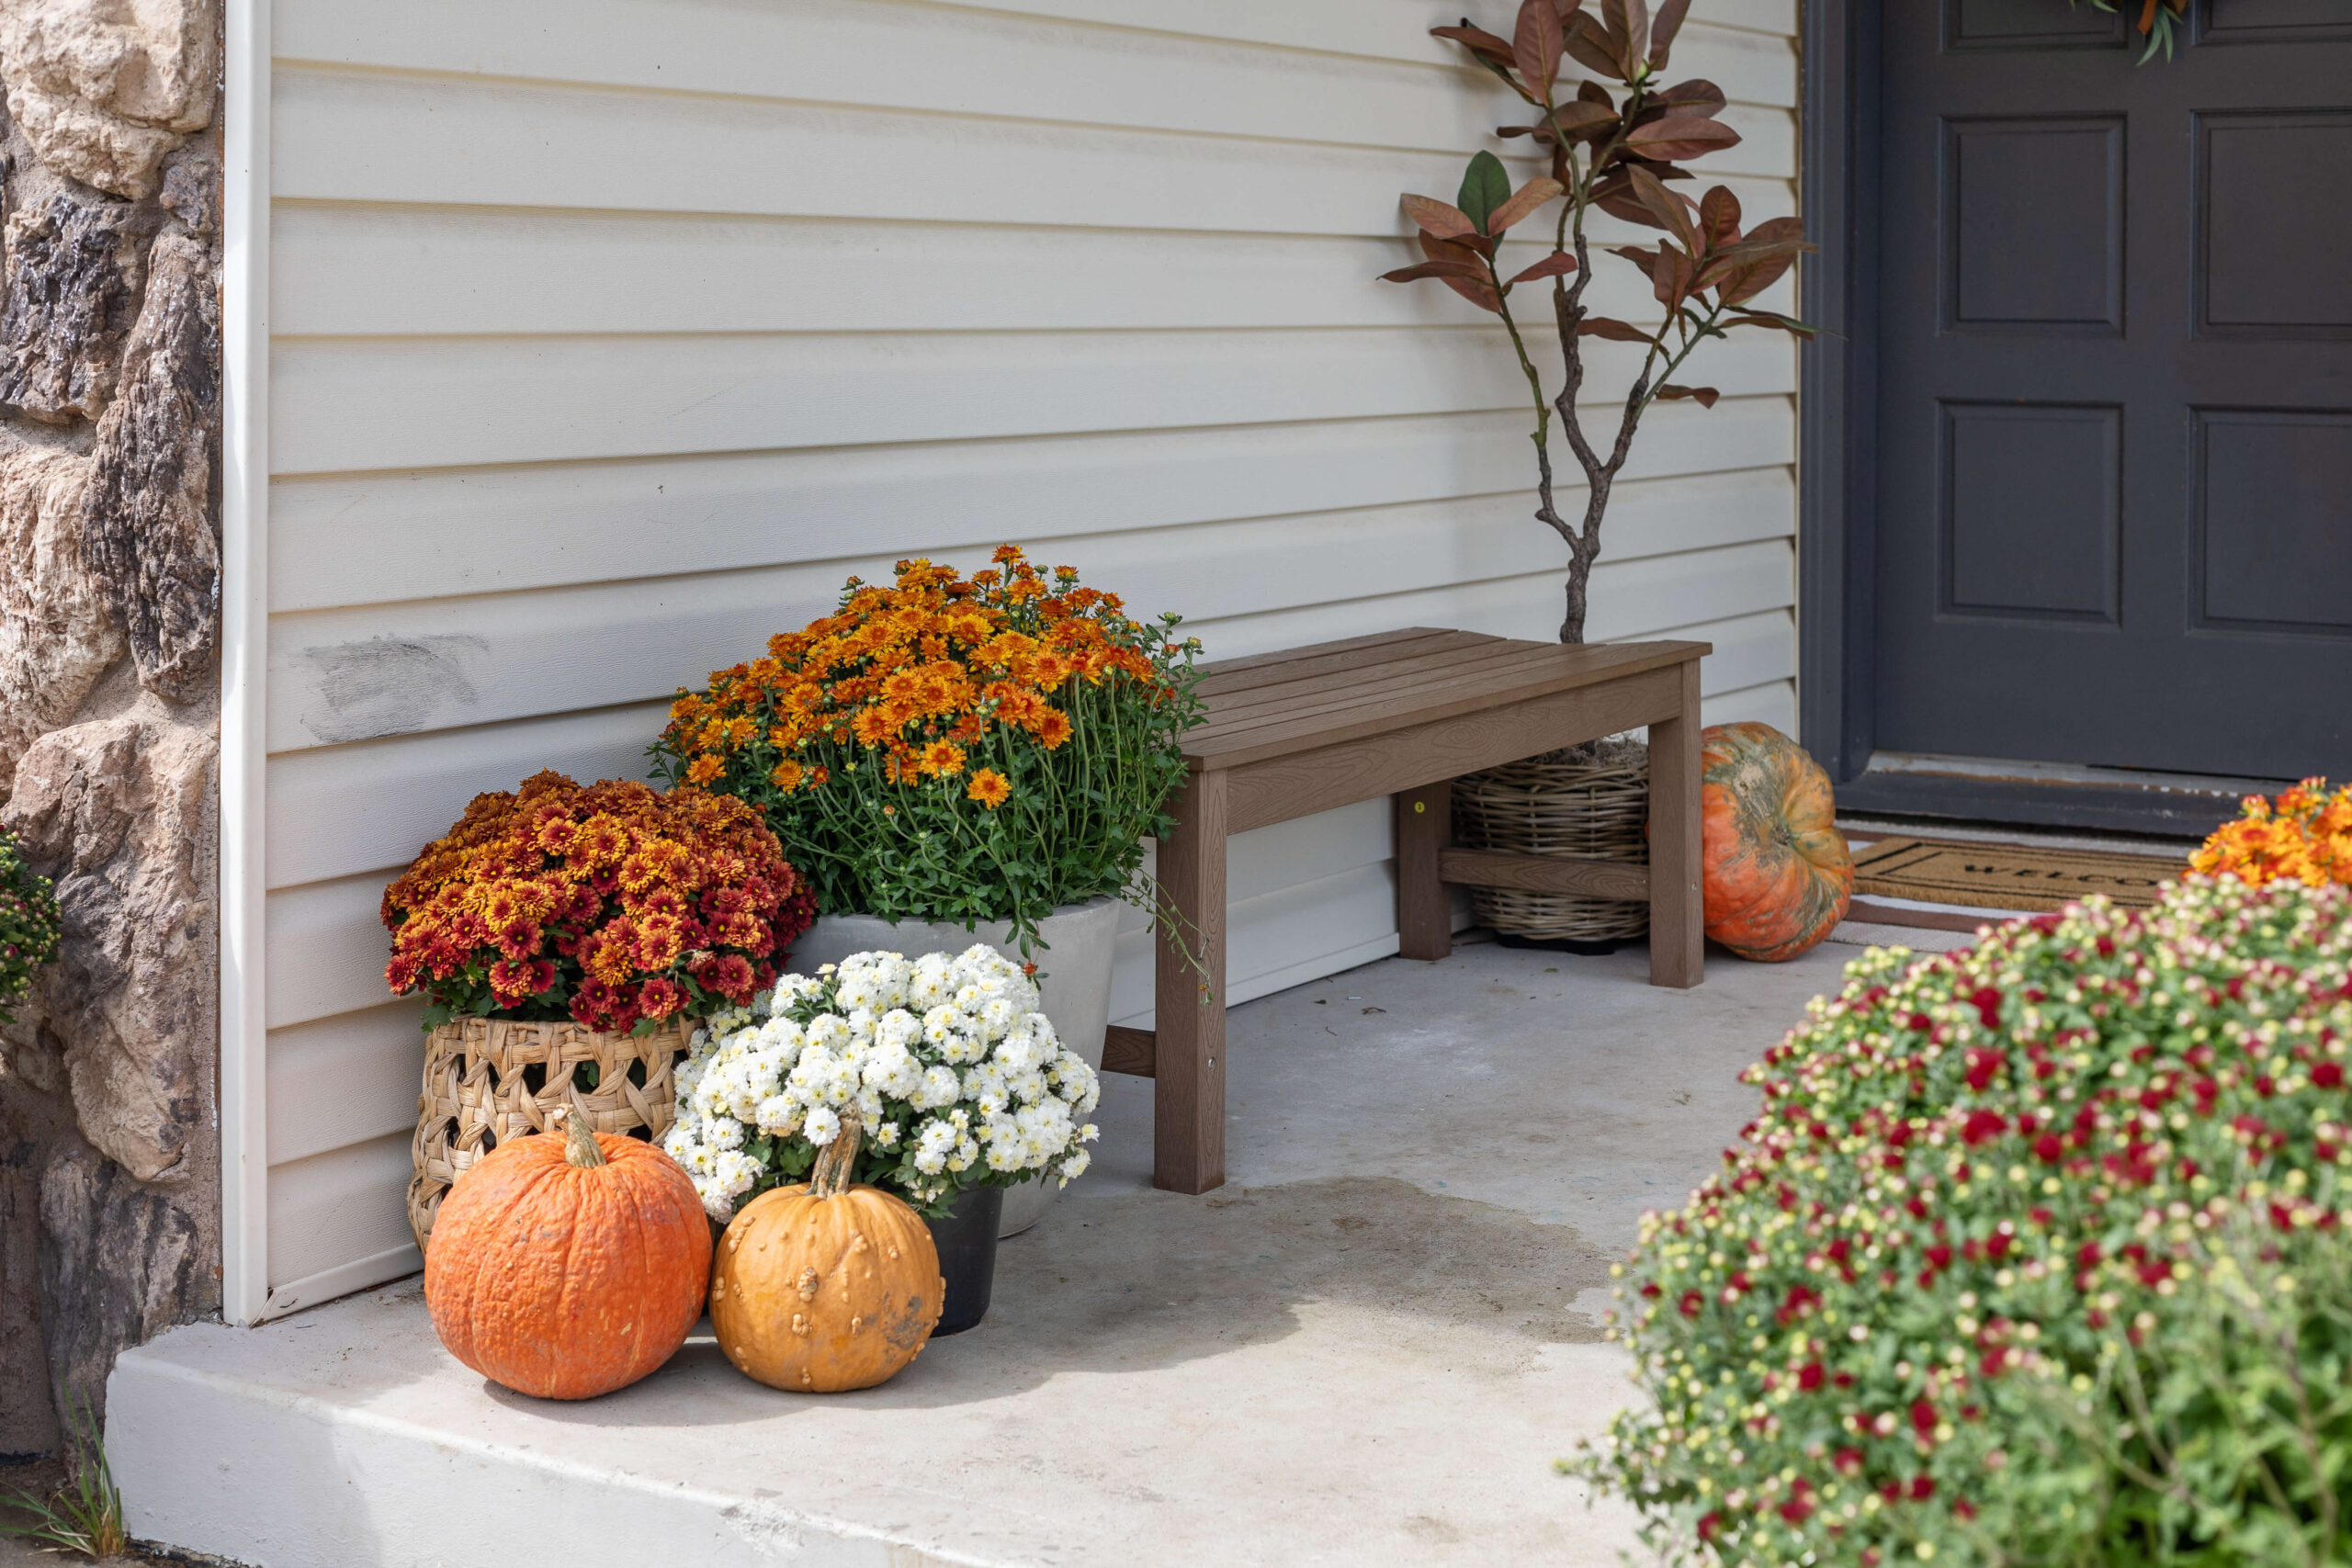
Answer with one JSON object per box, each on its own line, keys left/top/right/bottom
{"left": 1396, "top": 783, "right": 1452, "bottom": 962}
{"left": 1154, "top": 768, "right": 1227, "bottom": 1194}
{"left": 1647, "top": 659, "right": 1706, "bottom": 988}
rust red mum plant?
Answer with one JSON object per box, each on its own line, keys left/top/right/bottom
{"left": 1573, "top": 875, "right": 2352, "bottom": 1564}
{"left": 382, "top": 772, "right": 815, "bottom": 1034}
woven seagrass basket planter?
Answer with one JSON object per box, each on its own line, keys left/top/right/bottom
{"left": 408, "top": 1014, "right": 691, "bottom": 1254}
{"left": 1452, "top": 741, "right": 1650, "bottom": 944}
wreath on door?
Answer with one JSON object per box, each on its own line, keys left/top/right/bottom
{"left": 2074, "top": 0, "right": 2189, "bottom": 60}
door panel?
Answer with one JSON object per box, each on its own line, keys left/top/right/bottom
{"left": 1874, "top": 0, "right": 2352, "bottom": 783}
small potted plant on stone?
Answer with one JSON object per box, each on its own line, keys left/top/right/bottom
{"left": 651, "top": 545, "right": 1199, "bottom": 1235}
{"left": 664, "top": 944, "right": 1102, "bottom": 1336}
{"left": 384, "top": 770, "right": 816, "bottom": 1250}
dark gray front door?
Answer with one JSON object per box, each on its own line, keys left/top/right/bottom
{"left": 1873, "top": 0, "right": 2352, "bottom": 784}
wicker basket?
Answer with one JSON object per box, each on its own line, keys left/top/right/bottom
{"left": 408, "top": 1015, "right": 692, "bottom": 1254}
{"left": 1452, "top": 739, "right": 1651, "bottom": 944}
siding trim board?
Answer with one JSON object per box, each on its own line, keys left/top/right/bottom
{"left": 222, "top": 0, "right": 274, "bottom": 1327}
{"left": 245, "top": 0, "right": 1803, "bottom": 1317}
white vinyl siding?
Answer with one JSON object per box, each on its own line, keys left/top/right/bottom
{"left": 255, "top": 0, "right": 1802, "bottom": 1314}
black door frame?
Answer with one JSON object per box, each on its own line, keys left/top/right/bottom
{"left": 1796, "top": 0, "right": 2267, "bottom": 838}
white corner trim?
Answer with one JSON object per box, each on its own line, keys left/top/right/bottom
{"left": 261, "top": 1244, "right": 422, "bottom": 1323}
{"left": 219, "top": 0, "right": 271, "bottom": 1327}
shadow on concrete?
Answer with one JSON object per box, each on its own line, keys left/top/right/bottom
{"left": 497, "top": 1174, "right": 1614, "bottom": 1428}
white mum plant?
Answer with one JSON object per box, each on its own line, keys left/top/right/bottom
{"left": 664, "top": 944, "right": 1102, "bottom": 1220}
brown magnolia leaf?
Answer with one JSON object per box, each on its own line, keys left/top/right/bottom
{"left": 1564, "top": 11, "right": 1623, "bottom": 78}
{"left": 1592, "top": 182, "right": 1663, "bottom": 229}
{"left": 1603, "top": 0, "right": 1649, "bottom": 78}
{"left": 1745, "top": 215, "right": 1806, "bottom": 246}
{"left": 1651, "top": 243, "right": 1696, "bottom": 310}
{"left": 1649, "top": 0, "right": 1692, "bottom": 68}
{"left": 1402, "top": 194, "right": 1479, "bottom": 240}
{"left": 1700, "top": 186, "right": 1742, "bottom": 250}
{"left": 1720, "top": 252, "right": 1802, "bottom": 306}
{"left": 1554, "top": 0, "right": 1586, "bottom": 17}
{"left": 1627, "top": 165, "right": 1701, "bottom": 253}
{"left": 1609, "top": 244, "right": 1662, "bottom": 270}
{"left": 1654, "top": 384, "right": 1720, "bottom": 408}
{"left": 1498, "top": 122, "right": 1553, "bottom": 142}
{"left": 1439, "top": 275, "right": 1506, "bottom": 313}
{"left": 1724, "top": 309, "right": 1818, "bottom": 337}
{"left": 1508, "top": 252, "right": 1581, "bottom": 285}
{"left": 1578, "top": 316, "right": 1656, "bottom": 343}
{"left": 1420, "top": 231, "right": 1496, "bottom": 265}
{"left": 1545, "top": 99, "right": 1621, "bottom": 141}
{"left": 1486, "top": 175, "right": 1566, "bottom": 233}
{"left": 1514, "top": 0, "right": 1565, "bottom": 100}
{"left": 1380, "top": 260, "right": 1494, "bottom": 284}
{"left": 1430, "top": 22, "right": 1519, "bottom": 70}
{"left": 1624, "top": 116, "right": 1742, "bottom": 163}
{"left": 1655, "top": 78, "right": 1727, "bottom": 115}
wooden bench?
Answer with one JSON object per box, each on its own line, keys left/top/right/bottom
{"left": 1100, "top": 627, "right": 1712, "bottom": 1194}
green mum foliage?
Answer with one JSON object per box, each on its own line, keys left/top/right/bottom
{"left": 1572, "top": 876, "right": 2352, "bottom": 1566}
{"left": 0, "top": 829, "right": 61, "bottom": 1025}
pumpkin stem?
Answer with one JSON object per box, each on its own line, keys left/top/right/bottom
{"left": 561, "top": 1111, "right": 608, "bottom": 1168}
{"left": 810, "top": 1104, "right": 865, "bottom": 1200}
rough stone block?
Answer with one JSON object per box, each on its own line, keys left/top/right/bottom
{"left": 0, "top": 192, "right": 149, "bottom": 423}
{"left": 37, "top": 1140, "right": 204, "bottom": 1423}
{"left": 0, "top": 445, "right": 121, "bottom": 800}
{"left": 2, "top": 715, "right": 217, "bottom": 1187}
{"left": 0, "top": 0, "right": 220, "bottom": 200}
{"left": 0, "top": 1120, "right": 61, "bottom": 1455}
{"left": 82, "top": 233, "right": 216, "bottom": 701}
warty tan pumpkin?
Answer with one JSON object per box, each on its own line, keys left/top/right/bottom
{"left": 710, "top": 1105, "right": 944, "bottom": 1393}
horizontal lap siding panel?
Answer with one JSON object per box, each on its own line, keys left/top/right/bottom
{"left": 267, "top": 209, "right": 1794, "bottom": 340}
{"left": 266, "top": 1003, "right": 424, "bottom": 1168}
{"left": 267, "top": 326, "right": 1792, "bottom": 477}
{"left": 271, "top": 68, "right": 1792, "bottom": 228}
{"left": 1704, "top": 682, "right": 1800, "bottom": 735}
{"left": 267, "top": 412, "right": 1793, "bottom": 612}
{"left": 273, "top": 2, "right": 1792, "bottom": 127}
{"left": 265, "top": 1131, "right": 418, "bottom": 1294}
{"left": 911, "top": 1, "right": 1798, "bottom": 62}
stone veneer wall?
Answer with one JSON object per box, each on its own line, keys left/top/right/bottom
{"left": 0, "top": 0, "right": 222, "bottom": 1458}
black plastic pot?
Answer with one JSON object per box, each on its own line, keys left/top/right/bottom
{"left": 925, "top": 1185, "right": 1004, "bottom": 1337}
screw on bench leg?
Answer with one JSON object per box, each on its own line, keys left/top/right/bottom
{"left": 1396, "top": 784, "right": 1453, "bottom": 962}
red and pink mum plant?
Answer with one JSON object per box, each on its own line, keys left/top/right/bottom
{"left": 1572, "top": 874, "right": 2352, "bottom": 1565}
{"left": 382, "top": 771, "right": 816, "bottom": 1035}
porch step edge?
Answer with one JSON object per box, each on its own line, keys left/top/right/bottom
{"left": 107, "top": 1324, "right": 1014, "bottom": 1568}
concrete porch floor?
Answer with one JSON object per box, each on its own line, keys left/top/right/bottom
{"left": 109, "top": 936, "right": 1870, "bottom": 1568}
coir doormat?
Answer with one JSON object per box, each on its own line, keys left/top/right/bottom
{"left": 1849, "top": 838, "right": 2189, "bottom": 913}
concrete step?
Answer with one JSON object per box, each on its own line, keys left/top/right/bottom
{"left": 110, "top": 941, "right": 1860, "bottom": 1568}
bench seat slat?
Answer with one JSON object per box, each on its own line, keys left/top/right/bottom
{"left": 1188, "top": 639, "right": 1709, "bottom": 767}
{"left": 1190, "top": 639, "right": 1567, "bottom": 734}
{"left": 1194, "top": 627, "right": 1474, "bottom": 693}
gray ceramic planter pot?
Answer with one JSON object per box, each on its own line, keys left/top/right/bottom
{"left": 785, "top": 896, "right": 1122, "bottom": 1238}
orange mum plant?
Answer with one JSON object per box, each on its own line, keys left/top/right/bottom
{"left": 650, "top": 546, "right": 1201, "bottom": 957}
{"left": 2191, "top": 777, "right": 2352, "bottom": 890}
{"left": 382, "top": 772, "right": 816, "bottom": 1034}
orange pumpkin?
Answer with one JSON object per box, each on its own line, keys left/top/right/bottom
{"left": 424, "top": 1113, "right": 711, "bottom": 1400}
{"left": 710, "top": 1106, "right": 943, "bottom": 1393}
{"left": 1698, "top": 722, "right": 1853, "bottom": 961}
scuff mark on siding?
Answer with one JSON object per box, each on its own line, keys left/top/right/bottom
{"left": 295, "top": 634, "right": 486, "bottom": 743}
